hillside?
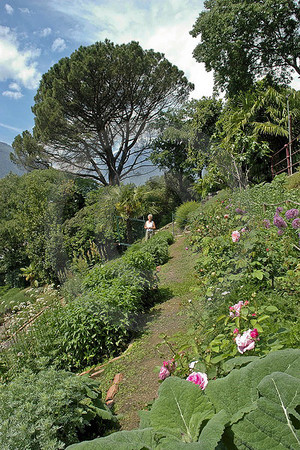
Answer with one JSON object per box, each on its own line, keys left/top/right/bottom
{"left": 0, "top": 142, "right": 25, "bottom": 178}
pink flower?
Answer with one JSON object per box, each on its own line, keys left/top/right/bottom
{"left": 266, "top": 248, "right": 269, "bottom": 252}
{"left": 241, "top": 227, "right": 246, "bottom": 233}
{"left": 233, "top": 328, "right": 239, "bottom": 334}
{"left": 252, "top": 313, "right": 256, "bottom": 317}
{"left": 235, "top": 329, "right": 256, "bottom": 354}
{"left": 244, "top": 300, "right": 249, "bottom": 306}
{"left": 231, "top": 231, "right": 240, "bottom": 242}
{"left": 229, "top": 300, "right": 243, "bottom": 317}
{"left": 250, "top": 328, "right": 259, "bottom": 339}
{"left": 186, "top": 372, "right": 208, "bottom": 390}
{"left": 159, "top": 366, "right": 170, "bottom": 380}
{"left": 159, "top": 359, "right": 176, "bottom": 380}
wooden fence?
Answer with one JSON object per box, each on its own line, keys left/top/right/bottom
{"left": 271, "top": 134, "right": 300, "bottom": 177}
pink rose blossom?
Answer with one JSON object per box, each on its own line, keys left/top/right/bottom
{"left": 159, "top": 359, "right": 176, "bottom": 380}
{"left": 231, "top": 231, "right": 240, "bottom": 242}
{"left": 159, "top": 366, "right": 170, "bottom": 380}
{"left": 233, "top": 328, "right": 239, "bottom": 334}
{"left": 235, "top": 329, "right": 258, "bottom": 354}
{"left": 229, "top": 301, "right": 244, "bottom": 317}
{"left": 241, "top": 227, "right": 246, "bottom": 233}
{"left": 186, "top": 372, "right": 208, "bottom": 390}
{"left": 250, "top": 328, "right": 259, "bottom": 339}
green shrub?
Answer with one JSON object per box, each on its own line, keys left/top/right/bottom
{"left": 154, "top": 231, "right": 174, "bottom": 245}
{"left": 175, "top": 201, "right": 200, "bottom": 229}
{"left": 143, "top": 239, "right": 169, "bottom": 265}
{"left": 0, "top": 287, "right": 30, "bottom": 316}
{"left": 57, "top": 293, "right": 135, "bottom": 369}
{"left": 0, "top": 367, "right": 116, "bottom": 449}
{"left": 285, "top": 167, "right": 300, "bottom": 190}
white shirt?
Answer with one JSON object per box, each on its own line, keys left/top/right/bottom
{"left": 146, "top": 220, "right": 154, "bottom": 229}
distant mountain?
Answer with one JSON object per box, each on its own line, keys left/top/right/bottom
{"left": 0, "top": 142, "right": 25, "bottom": 178}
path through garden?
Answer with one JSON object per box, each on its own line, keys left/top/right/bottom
{"left": 97, "top": 234, "right": 199, "bottom": 430}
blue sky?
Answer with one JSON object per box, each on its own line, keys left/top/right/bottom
{"left": 0, "top": 0, "right": 215, "bottom": 145}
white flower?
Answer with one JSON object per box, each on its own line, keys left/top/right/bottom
{"left": 189, "top": 360, "right": 199, "bottom": 369}
{"left": 221, "top": 291, "right": 230, "bottom": 296}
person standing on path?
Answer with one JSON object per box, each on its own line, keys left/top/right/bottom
{"left": 144, "top": 214, "right": 156, "bottom": 241}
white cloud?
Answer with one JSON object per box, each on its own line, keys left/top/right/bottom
{"left": 51, "top": 37, "right": 66, "bottom": 52}
{"left": 0, "top": 26, "right": 41, "bottom": 89}
{"left": 19, "top": 8, "right": 30, "bottom": 14}
{"left": 47, "top": 0, "right": 213, "bottom": 99}
{"left": 40, "top": 27, "right": 52, "bottom": 37}
{"left": 4, "top": 3, "right": 13, "bottom": 15}
{"left": 8, "top": 82, "right": 21, "bottom": 91}
{"left": 0, "top": 121, "right": 22, "bottom": 132}
{"left": 2, "top": 90, "right": 23, "bottom": 99}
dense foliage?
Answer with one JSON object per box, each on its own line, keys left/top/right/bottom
{"left": 0, "top": 231, "right": 173, "bottom": 375}
{"left": 0, "top": 368, "right": 115, "bottom": 449}
{"left": 191, "top": 0, "right": 300, "bottom": 96}
{"left": 68, "top": 349, "right": 300, "bottom": 449}
{"left": 155, "top": 174, "right": 300, "bottom": 386}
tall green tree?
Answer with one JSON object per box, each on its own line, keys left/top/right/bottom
{"left": 191, "top": 0, "right": 300, "bottom": 97}
{"left": 12, "top": 40, "right": 193, "bottom": 185}
{"left": 205, "top": 82, "right": 300, "bottom": 189}
{"left": 149, "top": 98, "right": 222, "bottom": 200}
{"left": 149, "top": 102, "right": 197, "bottom": 201}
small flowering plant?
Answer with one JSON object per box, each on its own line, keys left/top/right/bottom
{"left": 159, "top": 358, "right": 176, "bottom": 381}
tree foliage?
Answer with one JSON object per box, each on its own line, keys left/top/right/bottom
{"left": 191, "top": 0, "right": 300, "bottom": 97}
{"left": 150, "top": 98, "right": 222, "bottom": 200}
{"left": 200, "top": 82, "right": 300, "bottom": 190}
{"left": 12, "top": 40, "right": 193, "bottom": 185}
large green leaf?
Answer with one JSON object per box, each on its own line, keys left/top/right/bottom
{"left": 66, "top": 428, "right": 159, "bottom": 449}
{"left": 198, "top": 409, "right": 229, "bottom": 450}
{"left": 206, "top": 349, "right": 300, "bottom": 424}
{"left": 150, "top": 377, "right": 214, "bottom": 442}
{"left": 232, "top": 372, "right": 300, "bottom": 449}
